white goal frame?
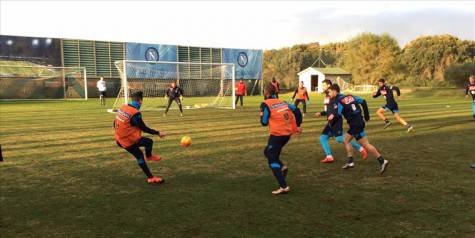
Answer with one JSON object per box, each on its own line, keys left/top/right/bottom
{"left": 113, "top": 60, "right": 236, "bottom": 110}
{"left": 0, "top": 65, "right": 88, "bottom": 100}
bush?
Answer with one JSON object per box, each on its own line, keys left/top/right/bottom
{"left": 444, "top": 62, "right": 475, "bottom": 87}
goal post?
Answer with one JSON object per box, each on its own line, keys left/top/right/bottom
{"left": 0, "top": 65, "right": 88, "bottom": 100}
{"left": 111, "top": 60, "right": 236, "bottom": 112}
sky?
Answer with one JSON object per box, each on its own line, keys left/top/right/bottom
{"left": 0, "top": 1, "right": 474, "bottom": 50}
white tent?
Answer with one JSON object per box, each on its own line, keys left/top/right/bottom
{"left": 297, "top": 67, "right": 351, "bottom": 92}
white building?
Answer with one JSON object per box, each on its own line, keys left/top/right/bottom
{"left": 297, "top": 67, "right": 352, "bottom": 92}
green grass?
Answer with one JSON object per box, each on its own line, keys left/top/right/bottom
{"left": 1, "top": 89, "right": 475, "bottom": 237}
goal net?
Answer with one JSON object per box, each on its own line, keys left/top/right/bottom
{"left": 111, "top": 60, "right": 236, "bottom": 112}
{"left": 347, "top": 84, "right": 377, "bottom": 93}
{"left": 0, "top": 64, "right": 87, "bottom": 99}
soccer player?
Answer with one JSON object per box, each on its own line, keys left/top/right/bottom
{"left": 328, "top": 84, "right": 389, "bottom": 174}
{"left": 164, "top": 82, "right": 184, "bottom": 117}
{"left": 235, "top": 80, "right": 247, "bottom": 107}
{"left": 96, "top": 77, "right": 107, "bottom": 106}
{"left": 373, "top": 79, "right": 413, "bottom": 132}
{"left": 465, "top": 75, "right": 475, "bottom": 120}
{"left": 260, "top": 85, "right": 303, "bottom": 195}
{"left": 115, "top": 91, "right": 167, "bottom": 184}
{"left": 291, "top": 81, "right": 310, "bottom": 116}
{"left": 270, "top": 77, "right": 281, "bottom": 98}
{"left": 316, "top": 80, "right": 367, "bottom": 163}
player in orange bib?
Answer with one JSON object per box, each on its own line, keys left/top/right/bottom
{"left": 114, "top": 91, "right": 167, "bottom": 184}
{"left": 260, "top": 85, "right": 303, "bottom": 195}
{"left": 292, "top": 81, "right": 310, "bottom": 116}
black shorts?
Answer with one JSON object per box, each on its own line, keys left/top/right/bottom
{"left": 382, "top": 103, "right": 399, "bottom": 113}
{"left": 322, "top": 118, "right": 343, "bottom": 137}
{"left": 100, "top": 91, "right": 107, "bottom": 97}
{"left": 347, "top": 121, "right": 366, "bottom": 140}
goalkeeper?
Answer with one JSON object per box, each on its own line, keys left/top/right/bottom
{"left": 164, "top": 82, "right": 184, "bottom": 117}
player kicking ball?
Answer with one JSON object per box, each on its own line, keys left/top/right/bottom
{"left": 373, "top": 79, "right": 413, "bottom": 132}
{"left": 316, "top": 80, "right": 367, "bottom": 163}
{"left": 115, "top": 91, "right": 168, "bottom": 184}
{"left": 260, "top": 86, "right": 303, "bottom": 195}
{"left": 465, "top": 75, "right": 475, "bottom": 120}
{"left": 327, "top": 84, "right": 389, "bottom": 174}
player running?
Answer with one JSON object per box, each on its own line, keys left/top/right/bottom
{"left": 328, "top": 84, "right": 389, "bottom": 174}
{"left": 260, "top": 85, "right": 303, "bottom": 195}
{"left": 164, "top": 82, "right": 184, "bottom": 117}
{"left": 235, "top": 80, "right": 247, "bottom": 107}
{"left": 291, "top": 81, "right": 310, "bottom": 116}
{"left": 316, "top": 80, "right": 367, "bottom": 163}
{"left": 465, "top": 75, "right": 475, "bottom": 120}
{"left": 373, "top": 79, "right": 413, "bottom": 132}
{"left": 115, "top": 91, "right": 167, "bottom": 184}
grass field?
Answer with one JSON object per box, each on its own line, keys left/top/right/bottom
{"left": 1, "top": 89, "right": 474, "bottom": 237}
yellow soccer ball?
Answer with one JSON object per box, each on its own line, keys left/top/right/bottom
{"left": 180, "top": 136, "right": 192, "bottom": 147}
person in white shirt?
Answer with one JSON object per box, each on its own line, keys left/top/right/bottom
{"left": 97, "top": 77, "right": 107, "bottom": 106}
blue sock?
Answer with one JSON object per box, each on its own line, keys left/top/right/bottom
{"left": 350, "top": 141, "right": 361, "bottom": 151}
{"left": 336, "top": 135, "right": 361, "bottom": 151}
{"left": 320, "top": 134, "right": 332, "bottom": 156}
{"left": 472, "top": 102, "right": 475, "bottom": 117}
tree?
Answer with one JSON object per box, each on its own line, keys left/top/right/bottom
{"left": 444, "top": 62, "right": 475, "bottom": 87}
{"left": 399, "top": 35, "right": 475, "bottom": 86}
{"left": 342, "top": 33, "right": 400, "bottom": 84}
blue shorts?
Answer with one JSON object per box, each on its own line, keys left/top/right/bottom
{"left": 382, "top": 104, "right": 399, "bottom": 114}
{"left": 321, "top": 118, "right": 343, "bottom": 137}
{"left": 322, "top": 126, "right": 343, "bottom": 137}
{"left": 347, "top": 122, "right": 366, "bottom": 140}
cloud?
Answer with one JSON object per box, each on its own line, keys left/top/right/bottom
{"left": 1, "top": 1, "right": 473, "bottom": 50}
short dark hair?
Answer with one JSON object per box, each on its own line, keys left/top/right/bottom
{"left": 328, "top": 84, "right": 340, "bottom": 93}
{"left": 322, "top": 79, "right": 332, "bottom": 86}
{"left": 131, "top": 91, "right": 143, "bottom": 102}
{"left": 378, "top": 78, "right": 386, "bottom": 83}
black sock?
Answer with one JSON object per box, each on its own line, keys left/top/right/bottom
{"left": 347, "top": 156, "right": 354, "bottom": 164}
{"left": 384, "top": 119, "right": 390, "bottom": 123}
{"left": 377, "top": 156, "right": 384, "bottom": 165}
{"left": 271, "top": 168, "right": 287, "bottom": 188}
{"left": 138, "top": 159, "right": 153, "bottom": 178}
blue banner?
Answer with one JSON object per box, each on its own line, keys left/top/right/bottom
{"left": 125, "top": 43, "right": 178, "bottom": 78}
{"left": 222, "top": 49, "right": 262, "bottom": 80}
{"left": 126, "top": 42, "right": 177, "bottom": 62}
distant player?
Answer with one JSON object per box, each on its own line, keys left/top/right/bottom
{"left": 96, "top": 77, "right": 107, "bottom": 106}
{"left": 316, "top": 80, "right": 367, "bottom": 163}
{"left": 373, "top": 79, "right": 413, "bottom": 132}
{"left": 465, "top": 75, "right": 475, "bottom": 120}
{"left": 291, "top": 81, "right": 310, "bottom": 116}
{"left": 235, "top": 80, "right": 247, "bottom": 107}
{"left": 270, "top": 77, "right": 281, "bottom": 98}
{"left": 115, "top": 91, "right": 167, "bottom": 184}
{"left": 328, "top": 84, "right": 389, "bottom": 174}
{"left": 260, "top": 85, "right": 303, "bottom": 195}
{"left": 164, "top": 82, "right": 184, "bottom": 117}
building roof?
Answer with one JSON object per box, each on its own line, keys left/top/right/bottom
{"left": 311, "top": 67, "right": 351, "bottom": 75}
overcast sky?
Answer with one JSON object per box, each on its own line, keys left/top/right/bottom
{"left": 1, "top": 1, "right": 474, "bottom": 49}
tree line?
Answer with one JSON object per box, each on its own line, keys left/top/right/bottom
{"left": 263, "top": 33, "right": 475, "bottom": 88}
